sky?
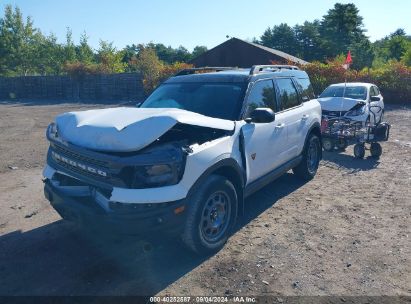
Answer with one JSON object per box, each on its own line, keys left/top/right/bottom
{"left": 1, "top": 0, "right": 411, "bottom": 51}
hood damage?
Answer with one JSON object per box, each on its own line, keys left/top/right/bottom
{"left": 318, "top": 97, "right": 365, "bottom": 112}
{"left": 54, "top": 107, "right": 235, "bottom": 152}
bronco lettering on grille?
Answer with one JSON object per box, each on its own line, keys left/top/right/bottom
{"left": 51, "top": 151, "right": 107, "bottom": 177}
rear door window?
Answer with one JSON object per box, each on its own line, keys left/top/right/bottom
{"left": 295, "top": 78, "right": 315, "bottom": 100}
{"left": 276, "top": 78, "right": 301, "bottom": 110}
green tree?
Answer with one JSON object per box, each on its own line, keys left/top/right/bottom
{"left": 401, "top": 43, "right": 411, "bottom": 66}
{"left": 259, "top": 23, "right": 299, "bottom": 55}
{"left": 96, "top": 40, "right": 126, "bottom": 73}
{"left": 191, "top": 45, "right": 208, "bottom": 60}
{"left": 63, "top": 28, "right": 77, "bottom": 63}
{"left": 373, "top": 29, "right": 411, "bottom": 65}
{"left": 319, "top": 3, "right": 366, "bottom": 59}
{"left": 122, "top": 44, "right": 142, "bottom": 66}
{"left": 0, "top": 5, "right": 40, "bottom": 75}
{"left": 294, "top": 20, "right": 322, "bottom": 61}
{"left": 76, "top": 32, "right": 94, "bottom": 63}
{"left": 130, "top": 45, "right": 164, "bottom": 93}
{"left": 148, "top": 43, "right": 176, "bottom": 63}
{"left": 35, "top": 33, "right": 65, "bottom": 75}
{"left": 386, "top": 34, "right": 409, "bottom": 61}
{"left": 174, "top": 45, "right": 191, "bottom": 62}
{"left": 350, "top": 39, "right": 374, "bottom": 70}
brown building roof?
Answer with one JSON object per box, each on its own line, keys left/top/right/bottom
{"left": 190, "top": 37, "right": 308, "bottom": 68}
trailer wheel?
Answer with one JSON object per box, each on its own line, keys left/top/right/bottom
{"left": 336, "top": 138, "right": 348, "bottom": 151}
{"left": 370, "top": 143, "right": 382, "bottom": 158}
{"left": 322, "top": 138, "right": 334, "bottom": 152}
{"left": 354, "top": 143, "right": 365, "bottom": 159}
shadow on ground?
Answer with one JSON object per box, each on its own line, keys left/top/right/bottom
{"left": 322, "top": 150, "right": 380, "bottom": 173}
{"left": 0, "top": 173, "right": 305, "bottom": 296}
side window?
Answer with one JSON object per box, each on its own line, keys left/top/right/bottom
{"left": 244, "top": 80, "right": 276, "bottom": 117}
{"left": 295, "top": 78, "right": 315, "bottom": 100}
{"left": 276, "top": 78, "right": 300, "bottom": 110}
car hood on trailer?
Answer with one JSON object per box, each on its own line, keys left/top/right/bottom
{"left": 318, "top": 97, "right": 365, "bottom": 111}
{"left": 54, "top": 107, "right": 235, "bottom": 152}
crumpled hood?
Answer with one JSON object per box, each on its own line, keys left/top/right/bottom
{"left": 55, "top": 107, "right": 234, "bottom": 152}
{"left": 318, "top": 97, "right": 365, "bottom": 111}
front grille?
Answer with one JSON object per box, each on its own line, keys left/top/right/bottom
{"left": 50, "top": 145, "right": 110, "bottom": 181}
{"left": 53, "top": 144, "right": 108, "bottom": 168}
{"left": 54, "top": 157, "right": 108, "bottom": 179}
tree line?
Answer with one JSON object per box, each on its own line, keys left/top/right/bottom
{"left": 0, "top": 5, "right": 207, "bottom": 77}
{"left": 255, "top": 3, "right": 411, "bottom": 69}
{"left": 0, "top": 3, "right": 410, "bottom": 78}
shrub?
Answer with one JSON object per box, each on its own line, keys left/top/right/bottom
{"left": 159, "top": 62, "right": 193, "bottom": 82}
{"left": 63, "top": 61, "right": 101, "bottom": 79}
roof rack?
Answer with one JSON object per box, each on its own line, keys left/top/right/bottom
{"left": 249, "top": 65, "right": 300, "bottom": 75}
{"left": 175, "top": 67, "right": 239, "bottom": 76}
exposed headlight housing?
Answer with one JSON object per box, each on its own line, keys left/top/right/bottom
{"left": 133, "top": 161, "right": 184, "bottom": 188}
{"left": 47, "top": 122, "right": 58, "bottom": 139}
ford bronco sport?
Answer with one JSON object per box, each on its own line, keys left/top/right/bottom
{"left": 43, "top": 65, "right": 322, "bottom": 254}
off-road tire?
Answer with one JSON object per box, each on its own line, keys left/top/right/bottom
{"left": 181, "top": 175, "right": 238, "bottom": 255}
{"left": 293, "top": 133, "right": 321, "bottom": 181}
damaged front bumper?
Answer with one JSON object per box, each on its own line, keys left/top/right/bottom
{"left": 43, "top": 175, "right": 188, "bottom": 236}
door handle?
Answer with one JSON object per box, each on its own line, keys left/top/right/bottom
{"left": 302, "top": 114, "right": 309, "bottom": 120}
{"left": 275, "top": 123, "right": 285, "bottom": 129}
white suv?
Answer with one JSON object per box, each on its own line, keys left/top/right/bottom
{"left": 43, "top": 65, "right": 322, "bottom": 254}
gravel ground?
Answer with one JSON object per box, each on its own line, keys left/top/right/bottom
{"left": 0, "top": 101, "right": 410, "bottom": 297}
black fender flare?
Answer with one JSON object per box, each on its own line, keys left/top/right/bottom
{"left": 186, "top": 157, "right": 246, "bottom": 216}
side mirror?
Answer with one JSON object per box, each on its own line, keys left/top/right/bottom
{"left": 370, "top": 96, "right": 380, "bottom": 102}
{"left": 245, "top": 108, "right": 275, "bottom": 123}
{"left": 302, "top": 96, "right": 310, "bottom": 102}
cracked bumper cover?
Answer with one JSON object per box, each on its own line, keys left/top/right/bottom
{"left": 43, "top": 168, "right": 188, "bottom": 235}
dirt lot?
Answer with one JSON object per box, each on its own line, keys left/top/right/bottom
{"left": 0, "top": 101, "right": 410, "bottom": 297}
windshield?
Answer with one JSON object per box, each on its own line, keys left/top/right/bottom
{"left": 140, "top": 82, "right": 247, "bottom": 120}
{"left": 320, "top": 86, "right": 367, "bottom": 100}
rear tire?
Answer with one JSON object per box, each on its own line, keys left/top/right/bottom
{"left": 293, "top": 133, "right": 321, "bottom": 181}
{"left": 354, "top": 143, "right": 365, "bottom": 158}
{"left": 181, "top": 175, "right": 238, "bottom": 255}
{"left": 370, "top": 143, "right": 382, "bottom": 158}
